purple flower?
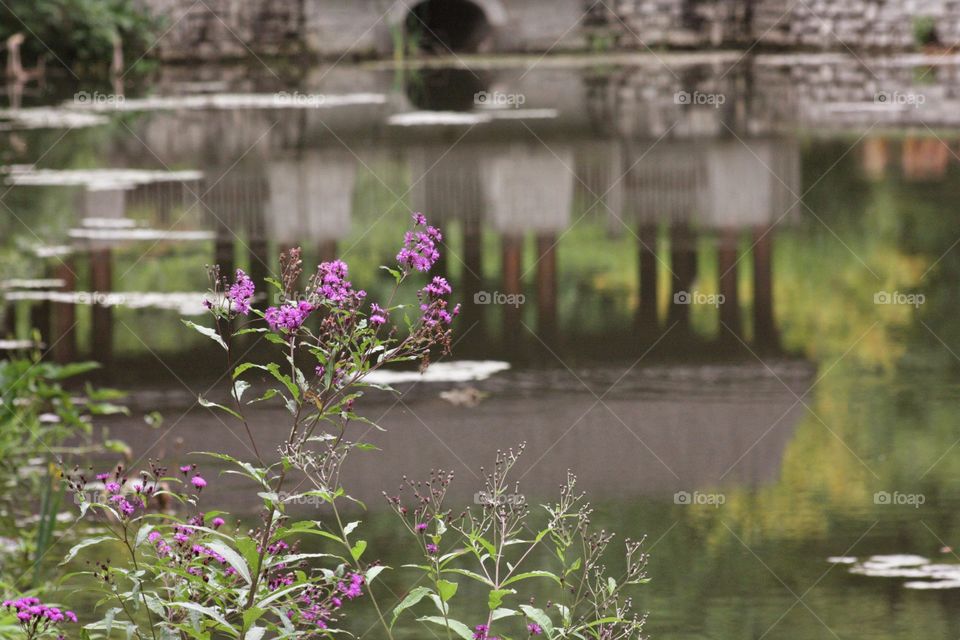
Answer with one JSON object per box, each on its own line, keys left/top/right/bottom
{"left": 527, "top": 623, "right": 543, "bottom": 635}
{"left": 369, "top": 303, "right": 388, "bottom": 326}
{"left": 426, "top": 543, "right": 438, "bottom": 554}
{"left": 315, "top": 260, "right": 363, "bottom": 304}
{"left": 3, "top": 597, "right": 78, "bottom": 631}
{"left": 397, "top": 214, "right": 442, "bottom": 273}
{"left": 211, "top": 516, "right": 225, "bottom": 528}
{"left": 473, "top": 624, "right": 490, "bottom": 640}
{"left": 415, "top": 522, "right": 428, "bottom": 533}
{"left": 179, "top": 465, "right": 193, "bottom": 475}
{"left": 105, "top": 481, "right": 121, "bottom": 494}
{"left": 227, "top": 269, "right": 255, "bottom": 315}
{"left": 191, "top": 475, "right": 207, "bottom": 490}
{"left": 422, "top": 276, "right": 452, "bottom": 298}
{"left": 337, "top": 572, "right": 364, "bottom": 599}
{"left": 265, "top": 301, "right": 313, "bottom": 333}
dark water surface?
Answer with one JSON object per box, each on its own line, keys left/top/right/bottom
{"left": 4, "top": 52, "right": 960, "bottom": 638}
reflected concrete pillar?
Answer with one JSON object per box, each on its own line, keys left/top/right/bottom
{"left": 536, "top": 235, "right": 557, "bottom": 343}
{"left": 666, "top": 224, "right": 697, "bottom": 333}
{"left": 717, "top": 229, "right": 741, "bottom": 339}
{"left": 636, "top": 225, "right": 659, "bottom": 331}
{"left": 502, "top": 234, "right": 523, "bottom": 349}
{"left": 51, "top": 260, "right": 76, "bottom": 364}
{"left": 90, "top": 249, "right": 113, "bottom": 363}
{"left": 752, "top": 226, "right": 777, "bottom": 350}
{"left": 265, "top": 150, "right": 355, "bottom": 255}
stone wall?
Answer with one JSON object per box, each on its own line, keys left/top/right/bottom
{"left": 137, "top": 0, "right": 960, "bottom": 61}
{"left": 752, "top": 0, "right": 960, "bottom": 50}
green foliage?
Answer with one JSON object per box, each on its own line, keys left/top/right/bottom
{"left": 0, "top": 0, "right": 161, "bottom": 73}
{"left": 0, "top": 352, "right": 125, "bottom": 592}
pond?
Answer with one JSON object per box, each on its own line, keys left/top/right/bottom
{"left": 4, "top": 52, "right": 960, "bottom": 638}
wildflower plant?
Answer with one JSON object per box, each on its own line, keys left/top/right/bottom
{"left": 17, "top": 213, "right": 648, "bottom": 639}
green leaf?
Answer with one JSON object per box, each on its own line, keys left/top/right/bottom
{"left": 343, "top": 520, "right": 361, "bottom": 537}
{"left": 242, "top": 607, "right": 264, "bottom": 631}
{"left": 366, "top": 565, "right": 389, "bottom": 583}
{"left": 350, "top": 539, "right": 367, "bottom": 561}
{"left": 502, "top": 570, "right": 563, "bottom": 587}
{"left": 205, "top": 540, "right": 251, "bottom": 584}
{"left": 416, "top": 616, "right": 473, "bottom": 640}
{"left": 391, "top": 586, "right": 432, "bottom": 627}
{"left": 173, "top": 602, "right": 237, "bottom": 635}
{"left": 491, "top": 608, "right": 517, "bottom": 621}
{"left": 437, "top": 579, "right": 458, "bottom": 603}
{"left": 61, "top": 535, "right": 114, "bottom": 565}
{"left": 232, "top": 380, "right": 250, "bottom": 403}
{"left": 198, "top": 396, "right": 242, "bottom": 420}
{"left": 443, "top": 568, "right": 495, "bottom": 587}
{"left": 244, "top": 628, "right": 265, "bottom": 640}
{"left": 488, "top": 588, "right": 515, "bottom": 610}
{"left": 520, "top": 605, "right": 555, "bottom": 638}
{"left": 266, "top": 363, "right": 300, "bottom": 401}
{"left": 182, "top": 320, "right": 227, "bottom": 350}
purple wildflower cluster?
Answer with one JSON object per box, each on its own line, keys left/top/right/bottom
{"left": 474, "top": 624, "right": 499, "bottom": 640}
{"left": 145, "top": 513, "right": 240, "bottom": 581}
{"left": 227, "top": 269, "right": 255, "bottom": 315}
{"left": 265, "top": 300, "right": 313, "bottom": 333}
{"left": 295, "top": 572, "right": 364, "bottom": 630}
{"left": 3, "top": 597, "right": 77, "bottom": 638}
{"left": 419, "top": 276, "right": 460, "bottom": 327}
{"left": 397, "top": 212, "right": 442, "bottom": 273}
{"left": 369, "top": 302, "right": 388, "bottom": 326}
{"left": 315, "top": 260, "right": 365, "bottom": 305}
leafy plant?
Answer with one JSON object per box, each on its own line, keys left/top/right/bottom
{"left": 0, "top": 352, "right": 127, "bottom": 590}
{"left": 8, "top": 213, "right": 649, "bottom": 639}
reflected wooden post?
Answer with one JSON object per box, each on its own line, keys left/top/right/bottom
{"left": 718, "top": 229, "right": 741, "bottom": 339}
{"left": 502, "top": 234, "right": 523, "bottom": 349}
{"left": 215, "top": 235, "right": 234, "bottom": 278}
{"left": 666, "top": 223, "right": 697, "bottom": 334}
{"left": 636, "top": 225, "right": 659, "bottom": 331}
{"left": 90, "top": 249, "right": 113, "bottom": 363}
{"left": 752, "top": 225, "right": 777, "bottom": 350}
{"left": 318, "top": 239, "right": 337, "bottom": 264}
{"left": 249, "top": 238, "right": 269, "bottom": 310}
{"left": 51, "top": 259, "right": 76, "bottom": 364}
{"left": 459, "top": 216, "right": 485, "bottom": 343}
{"left": 536, "top": 234, "right": 557, "bottom": 343}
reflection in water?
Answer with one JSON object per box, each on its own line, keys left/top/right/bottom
{"left": 5, "top": 57, "right": 960, "bottom": 638}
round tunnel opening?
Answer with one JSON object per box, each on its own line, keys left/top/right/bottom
{"left": 406, "top": 0, "right": 492, "bottom": 53}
